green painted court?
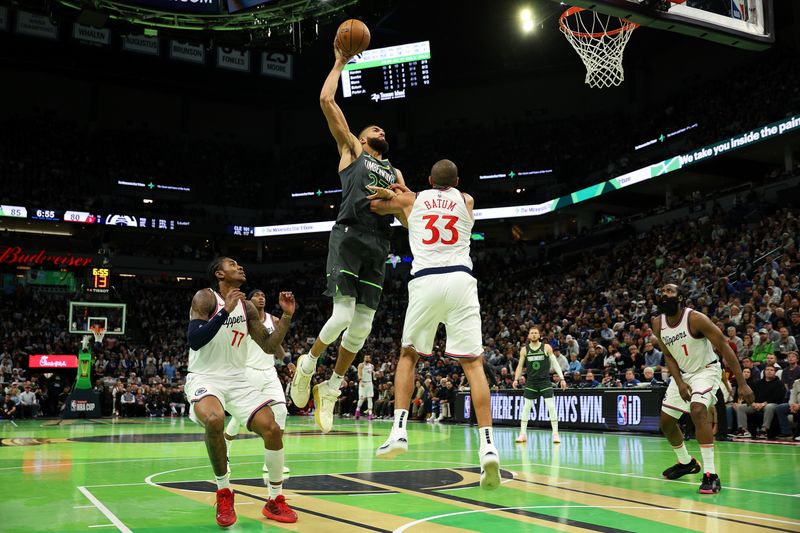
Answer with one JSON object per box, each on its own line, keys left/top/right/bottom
{"left": 1, "top": 417, "right": 798, "bottom": 532}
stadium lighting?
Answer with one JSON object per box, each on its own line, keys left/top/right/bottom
{"left": 519, "top": 7, "right": 535, "bottom": 33}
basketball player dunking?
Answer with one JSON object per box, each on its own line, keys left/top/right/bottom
{"left": 367, "top": 159, "right": 501, "bottom": 490}
{"left": 224, "top": 289, "right": 291, "bottom": 479}
{"left": 513, "top": 325, "right": 567, "bottom": 444}
{"left": 185, "top": 258, "right": 297, "bottom": 526}
{"left": 355, "top": 355, "right": 375, "bottom": 420}
{"left": 653, "top": 283, "right": 753, "bottom": 494}
{"left": 290, "top": 40, "right": 406, "bottom": 433}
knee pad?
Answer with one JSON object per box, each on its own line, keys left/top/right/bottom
{"left": 341, "top": 304, "right": 376, "bottom": 353}
{"left": 271, "top": 402, "right": 288, "bottom": 430}
{"left": 319, "top": 296, "right": 356, "bottom": 345}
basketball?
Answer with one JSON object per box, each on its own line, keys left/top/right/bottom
{"left": 336, "top": 19, "right": 370, "bottom": 56}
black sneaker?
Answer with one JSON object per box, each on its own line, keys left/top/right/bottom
{"left": 662, "top": 457, "right": 701, "bottom": 480}
{"left": 755, "top": 430, "right": 768, "bottom": 440}
{"left": 699, "top": 473, "right": 721, "bottom": 494}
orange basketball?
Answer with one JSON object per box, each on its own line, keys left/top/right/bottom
{"left": 336, "top": 19, "right": 370, "bottom": 56}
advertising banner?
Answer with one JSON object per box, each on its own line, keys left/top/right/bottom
{"left": 29, "top": 355, "right": 79, "bottom": 369}
{"left": 455, "top": 388, "right": 665, "bottom": 433}
{"left": 15, "top": 11, "right": 58, "bottom": 40}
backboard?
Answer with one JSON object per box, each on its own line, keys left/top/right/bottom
{"left": 68, "top": 301, "right": 127, "bottom": 335}
{"left": 555, "top": 0, "right": 773, "bottom": 50}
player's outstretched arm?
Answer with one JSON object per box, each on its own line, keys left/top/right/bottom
{"left": 367, "top": 186, "right": 414, "bottom": 226}
{"left": 690, "top": 311, "right": 754, "bottom": 404}
{"left": 270, "top": 314, "right": 289, "bottom": 363}
{"left": 247, "top": 292, "right": 295, "bottom": 354}
{"left": 321, "top": 42, "right": 361, "bottom": 166}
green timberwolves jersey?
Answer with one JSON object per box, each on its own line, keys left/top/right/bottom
{"left": 337, "top": 152, "right": 397, "bottom": 234}
{"left": 525, "top": 342, "right": 552, "bottom": 387}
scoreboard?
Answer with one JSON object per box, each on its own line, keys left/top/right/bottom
{"left": 341, "top": 41, "right": 431, "bottom": 103}
{"left": 87, "top": 267, "right": 111, "bottom": 295}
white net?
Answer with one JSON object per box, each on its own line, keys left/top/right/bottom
{"left": 89, "top": 326, "right": 106, "bottom": 344}
{"left": 559, "top": 7, "right": 638, "bottom": 89}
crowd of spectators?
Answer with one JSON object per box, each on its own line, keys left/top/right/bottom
{"left": 2, "top": 191, "right": 799, "bottom": 439}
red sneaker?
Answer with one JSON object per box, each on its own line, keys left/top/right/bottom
{"left": 262, "top": 494, "right": 298, "bottom": 523}
{"left": 215, "top": 488, "right": 237, "bottom": 528}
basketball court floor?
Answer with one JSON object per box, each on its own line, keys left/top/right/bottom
{"left": 1, "top": 417, "right": 797, "bottom": 532}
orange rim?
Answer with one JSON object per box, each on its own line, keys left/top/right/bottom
{"left": 559, "top": 7, "right": 639, "bottom": 39}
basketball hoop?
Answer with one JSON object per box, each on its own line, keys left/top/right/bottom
{"left": 559, "top": 7, "right": 639, "bottom": 89}
{"left": 89, "top": 325, "right": 106, "bottom": 345}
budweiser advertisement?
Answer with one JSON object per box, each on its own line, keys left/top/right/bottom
{"left": 29, "top": 355, "right": 79, "bottom": 369}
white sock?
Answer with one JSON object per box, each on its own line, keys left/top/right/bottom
{"left": 478, "top": 426, "right": 495, "bottom": 451}
{"left": 268, "top": 481, "right": 282, "bottom": 499}
{"left": 672, "top": 443, "right": 692, "bottom": 465}
{"left": 520, "top": 399, "right": 533, "bottom": 433}
{"left": 392, "top": 409, "right": 409, "bottom": 434}
{"left": 264, "top": 449, "right": 284, "bottom": 486}
{"left": 215, "top": 472, "right": 230, "bottom": 490}
{"left": 301, "top": 353, "right": 318, "bottom": 374}
{"left": 700, "top": 445, "right": 716, "bottom": 474}
{"left": 328, "top": 372, "right": 344, "bottom": 391}
{"left": 545, "top": 397, "right": 558, "bottom": 433}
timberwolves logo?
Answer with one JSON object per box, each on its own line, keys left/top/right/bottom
{"left": 194, "top": 388, "right": 207, "bottom": 396}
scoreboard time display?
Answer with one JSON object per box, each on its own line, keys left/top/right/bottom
{"left": 341, "top": 41, "right": 431, "bottom": 103}
{"left": 87, "top": 267, "right": 111, "bottom": 294}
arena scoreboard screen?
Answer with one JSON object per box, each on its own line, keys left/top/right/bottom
{"left": 342, "top": 41, "right": 431, "bottom": 102}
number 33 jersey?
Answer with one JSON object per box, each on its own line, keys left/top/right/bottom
{"left": 408, "top": 187, "right": 473, "bottom": 276}
{"left": 188, "top": 288, "right": 249, "bottom": 377}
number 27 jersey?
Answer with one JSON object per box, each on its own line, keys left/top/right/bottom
{"left": 407, "top": 187, "right": 473, "bottom": 276}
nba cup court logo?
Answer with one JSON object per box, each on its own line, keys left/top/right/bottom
{"left": 464, "top": 395, "right": 471, "bottom": 419}
{"left": 616, "top": 395, "right": 642, "bottom": 426}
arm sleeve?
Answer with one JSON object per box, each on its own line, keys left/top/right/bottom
{"left": 187, "top": 310, "right": 229, "bottom": 351}
{"left": 549, "top": 354, "right": 565, "bottom": 381}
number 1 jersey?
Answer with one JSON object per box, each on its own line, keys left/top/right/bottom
{"left": 408, "top": 187, "right": 473, "bottom": 276}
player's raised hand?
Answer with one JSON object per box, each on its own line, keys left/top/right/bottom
{"left": 737, "top": 382, "right": 755, "bottom": 405}
{"left": 678, "top": 381, "right": 692, "bottom": 403}
{"left": 224, "top": 289, "right": 245, "bottom": 313}
{"left": 333, "top": 38, "right": 355, "bottom": 66}
{"left": 366, "top": 185, "right": 395, "bottom": 200}
{"left": 278, "top": 291, "right": 296, "bottom": 316}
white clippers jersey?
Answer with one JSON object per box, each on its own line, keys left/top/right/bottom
{"left": 188, "top": 289, "right": 249, "bottom": 376}
{"left": 246, "top": 313, "right": 276, "bottom": 371}
{"left": 408, "top": 187, "right": 473, "bottom": 275}
{"left": 361, "top": 363, "right": 374, "bottom": 383}
{"left": 659, "top": 308, "right": 718, "bottom": 374}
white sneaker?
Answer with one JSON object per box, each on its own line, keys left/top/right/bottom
{"left": 313, "top": 380, "right": 340, "bottom": 433}
{"left": 290, "top": 354, "right": 314, "bottom": 408}
{"left": 479, "top": 445, "right": 501, "bottom": 490}
{"left": 376, "top": 434, "right": 408, "bottom": 459}
{"left": 553, "top": 432, "right": 561, "bottom": 444}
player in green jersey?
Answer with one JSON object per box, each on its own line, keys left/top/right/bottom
{"left": 513, "top": 325, "right": 567, "bottom": 444}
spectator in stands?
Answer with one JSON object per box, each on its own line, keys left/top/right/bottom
{"left": 169, "top": 386, "right": 187, "bottom": 416}
{"left": 564, "top": 335, "right": 580, "bottom": 358}
{"left": 727, "top": 327, "right": 744, "bottom": 354}
{"left": 581, "top": 371, "right": 600, "bottom": 388}
{"left": 642, "top": 341, "right": 663, "bottom": 371}
{"left": 581, "top": 347, "right": 603, "bottom": 371}
{"left": 1, "top": 394, "right": 17, "bottom": 421}
{"left": 738, "top": 334, "right": 754, "bottom": 361}
{"left": 741, "top": 357, "right": 761, "bottom": 381}
{"left": 120, "top": 387, "right": 135, "bottom": 417}
{"left": 765, "top": 354, "right": 783, "bottom": 380}
{"left": 623, "top": 369, "right": 640, "bottom": 388}
{"left": 775, "top": 378, "right": 800, "bottom": 441}
{"left": 733, "top": 366, "right": 785, "bottom": 438}
{"left": 410, "top": 379, "right": 426, "bottom": 420}
{"left": 571, "top": 371, "right": 583, "bottom": 387}
{"left": 568, "top": 353, "right": 584, "bottom": 374}
{"left": 553, "top": 347, "right": 569, "bottom": 375}
{"left": 18, "top": 385, "right": 38, "bottom": 419}
{"left": 643, "top": 367, "right": 663, "bottom": 387}
{"left": 782, "top": 352, "right": 799, "bottom": 390}
{"left": 752, "top": 329, "right": 773, "bottom": 367}
{"left": 775, "top": 328, "right": 798, "bottom": 359}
